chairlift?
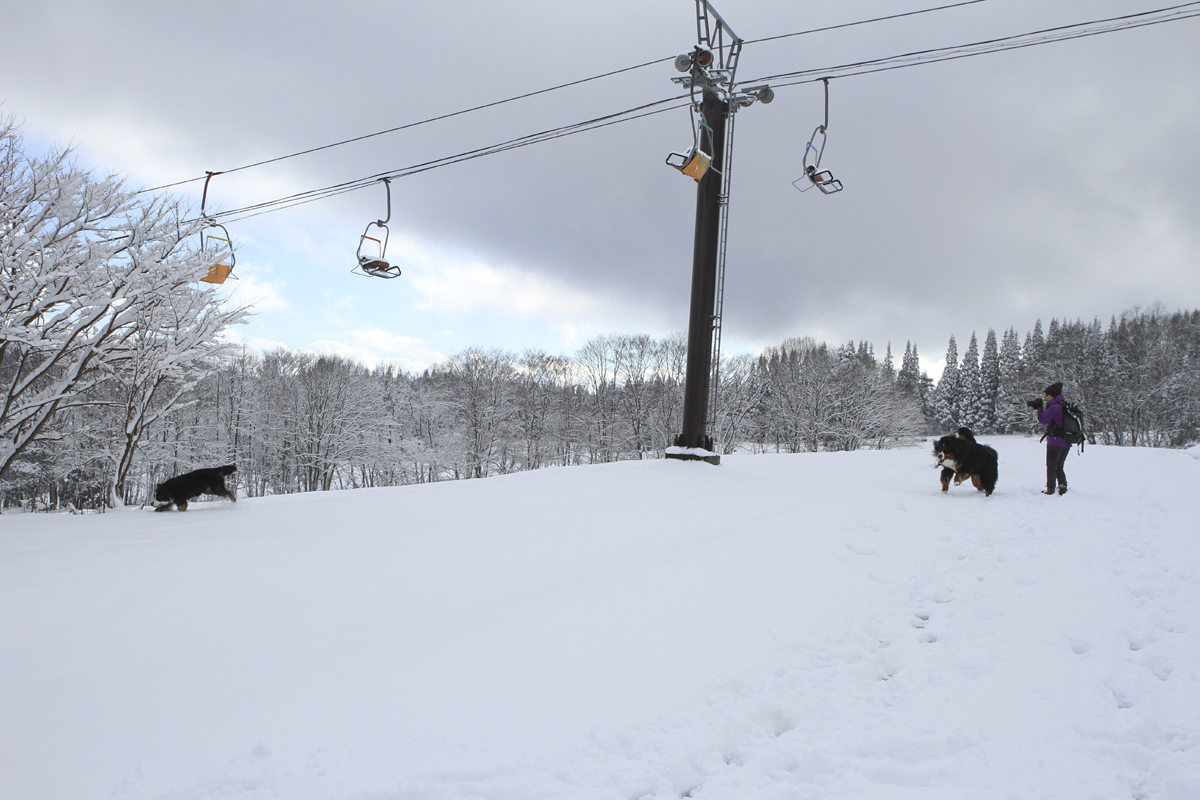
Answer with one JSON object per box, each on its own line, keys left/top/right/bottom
{"left": 198, "top": 172, "right": 238, "bottom": 284}
{"left": 353, "top": 178, "right": 401, "bottom": 279}
{"left": 792, "top": 79, "right": 844, "bottom": 195}
{"left": 666, "top": 103, "right": 717, "bottom": 183}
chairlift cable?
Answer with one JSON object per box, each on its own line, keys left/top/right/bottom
{"left": 138, "top": 57, "right": 678, "bottom": 195}
{"left": 225, "top": 97, "right": 693, "bottom": 223}
{"left": 740, "top": 2, "right": 1200, "bottom": 88}
{"left": 758, "top": 12, "right": 1200, "bottom": 91}
{"left": 742, "top": 0, "right": 993, "bottom": 46}
{"left": 138, "top": 1, "right": 1001, "bottom": 196}
{"left": 186, "top": 2, "right": 1200, "bottom": 225}
{"left": 208, "top": 96, "right": 691, "bottom": 224}
{"left": 216, "top": 97, "right": 689, "bottom": 222}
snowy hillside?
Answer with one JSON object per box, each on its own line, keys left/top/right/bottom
{"left": 3, "top": 437, "right": 1199, "bottom": 800}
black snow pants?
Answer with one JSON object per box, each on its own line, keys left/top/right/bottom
{"left": 1046, "top": 445, "right": 1069, "bottom": 491}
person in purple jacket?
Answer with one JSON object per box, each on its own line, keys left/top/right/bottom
{"left": 1029, "top": 381, "right": 1070, "bottom": 495}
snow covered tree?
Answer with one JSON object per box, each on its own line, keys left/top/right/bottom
{"left": 576, "top": 335, "right": 622, "bottom": 463}
{"left": 896, "top": 341, "right": 920, "bottom": 395}
{"left": 0, "top": 119, "right": 247, "bottom": 497}
{"left": 711, "top": 352, "right": 762, "bottom": 454}
{"left": 612, "top": 333, "right": 656, "bottom": 458}
{"left": 647, "top": 332, "right": 686, "bottom": 455}
{"left": 105, "top": 279, "right": 248, "bottom": 503}
{"left": 932, "top": 336, "right": 960, "bottom": 428}
{"left": 1025, "top": 319, "right": 1045, "bottom": 372}
{"left": 980, "top": 329, "right": 999, "bottom": 433}
{"left": 513, "top": 349, "right": 567, "bottom": 471}
{"left": 958, "top": 333, "right": 984, "bottom": 432}
{"left": 292, "top": 354, "right": 380, "bottom": 491}
{"left": 437, "top": 347, "right": 518, "bottom": 478}
{"left": 994, "top": 327, "right": 1027, "bottom": 433}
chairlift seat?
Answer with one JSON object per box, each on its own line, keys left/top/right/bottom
{"left": 201, "top": 263, "right": 234, "bottom": 284}
{"left": 681, "top": 149, "right": 712, "bottom": 182}
{"left": 810, "top": 169, "right": 843, "bottom": 194}
{"left": 358, "top": 257, "right": 401, "bottom": 279}
{"left": 666, "top": 149, "right": 712, "bottom": 183}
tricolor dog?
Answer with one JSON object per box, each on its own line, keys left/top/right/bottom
{"left": 933, "top": 430, "right": 998, "bottom": 496}
{"left": 152, "top": 465, "right": 238, "bottom": 511}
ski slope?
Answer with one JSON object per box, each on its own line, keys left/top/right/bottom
{"left": 3, "top": 436, "right": 1199, "bottom": 800}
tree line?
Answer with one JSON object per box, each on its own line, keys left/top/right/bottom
{"left": 4, "top": 119, "right": 1199, "bottom": 511}
{"left": 926, "top": 308, "right": 1200, "bottom": 448}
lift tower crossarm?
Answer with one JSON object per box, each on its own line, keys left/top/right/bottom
{"left": 696, "top": 0, "right": 742, "bottom": 82}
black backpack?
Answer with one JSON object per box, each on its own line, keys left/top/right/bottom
{"left": 1045, "top": 400, "right": 1086, "bottom": 450}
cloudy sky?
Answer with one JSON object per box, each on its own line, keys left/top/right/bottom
{"left": 4, "top": 0, "right": 1198, "bottom": 376}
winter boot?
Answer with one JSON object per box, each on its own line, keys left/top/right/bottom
{"left": 1042, "top": 487, "right": 1057, "bottom": 495}
{"left": 1058, "top": 486, "right": 1068, "bottom": 495}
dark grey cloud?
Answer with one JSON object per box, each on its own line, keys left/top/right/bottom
{"left": 5, "top": 0, "right": 1198, "bottom": 367}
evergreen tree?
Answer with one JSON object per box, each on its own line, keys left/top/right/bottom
{"left": 995, "top": 328, "right": 1026, "bottom": 433}
{"left": 933, "top": 336, "right": 960, "bottom": 428}
{"left": 897, "top": 341, "right": 920, "bottom": 394}
{"left": 1026, "top": 319, "right": 1045, "bottom": 371}
{"left": 980, "top": 329, "right": 1000, "bottom": 433}
{"left": 959, "top": 333, "right": 984, "bottom": 432}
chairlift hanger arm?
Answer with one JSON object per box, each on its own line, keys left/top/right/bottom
{"left": 822, "top": 77, "right": 831, "bottom": 131}
{"left": 200, "top": 170, "right": 224, "bottom": 220}
{"left": 802, "top": 78, "right": 835, "bottom": 171}
{"left": 377, "top": 177, "right": 392, "bottom": 226}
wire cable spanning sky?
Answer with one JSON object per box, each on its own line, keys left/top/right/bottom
{"left": 216, "top": 97, "right": 693, "bottom": 223}
{"left": 145, "top": 0, "right": 997, "bottom": 198}
{"left": 196, "top": 1, "right": 1200, "bottom": 227}
{"left": 744, "top": 1, "right": 1200, "bottom": 87}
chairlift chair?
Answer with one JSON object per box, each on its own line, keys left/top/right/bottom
{"left": 666, "top": 103, "right": 717, "bottom": 183}
{"left": 199, "top": 222, "right": 237, "bottom": 284}
{"left": 797, "top": 165, "right": 843, "bottom": 195}
{"left": 353, "top": 178, "right": 402, "bottom": 279}
{"left": 198, "top": 172, "right": 238, "bottom": 284}
{"left": 666, "top": 148, "right": 713, "bottom": 182}
{"left": 792, "top": 78, "right": 844, "bottom": 195}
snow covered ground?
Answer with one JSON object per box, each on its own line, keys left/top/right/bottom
{"left": 3, "top": 436, "right": 1199, "bottom": 800}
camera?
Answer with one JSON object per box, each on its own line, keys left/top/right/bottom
{"left": 1026, "top": 398, "right": 1044, "bottom": 410}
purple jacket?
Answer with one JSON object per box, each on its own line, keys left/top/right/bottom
{"left": 1038, "top": 395, "right": 1070, "bottom": 448}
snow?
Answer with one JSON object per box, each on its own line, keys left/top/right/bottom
{"left": 3, "top": 436, "right": 1199, "bottom": 800}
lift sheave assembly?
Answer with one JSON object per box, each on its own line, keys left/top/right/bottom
{"left": 665, "top": 47, "right": 718, "bottom": 183}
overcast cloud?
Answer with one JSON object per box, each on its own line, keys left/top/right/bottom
{"left": 4, "top": 0, "right": 1198, "bottom": 375}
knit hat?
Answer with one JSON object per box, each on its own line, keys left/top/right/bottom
{"left": 1044, "top": 382, "right": 1063, "bottom": 398}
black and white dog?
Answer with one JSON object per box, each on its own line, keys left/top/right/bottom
{"left": 152, "top": 465, "right": 238, "bottom": 511}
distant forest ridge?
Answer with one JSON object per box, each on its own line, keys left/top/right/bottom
{"left": 5, "top": 303, "right": 1198, "bottom": 512}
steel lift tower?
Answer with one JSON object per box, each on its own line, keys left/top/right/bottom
{"left": 665, "top": 0, "right": 772, "bottom": 465}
